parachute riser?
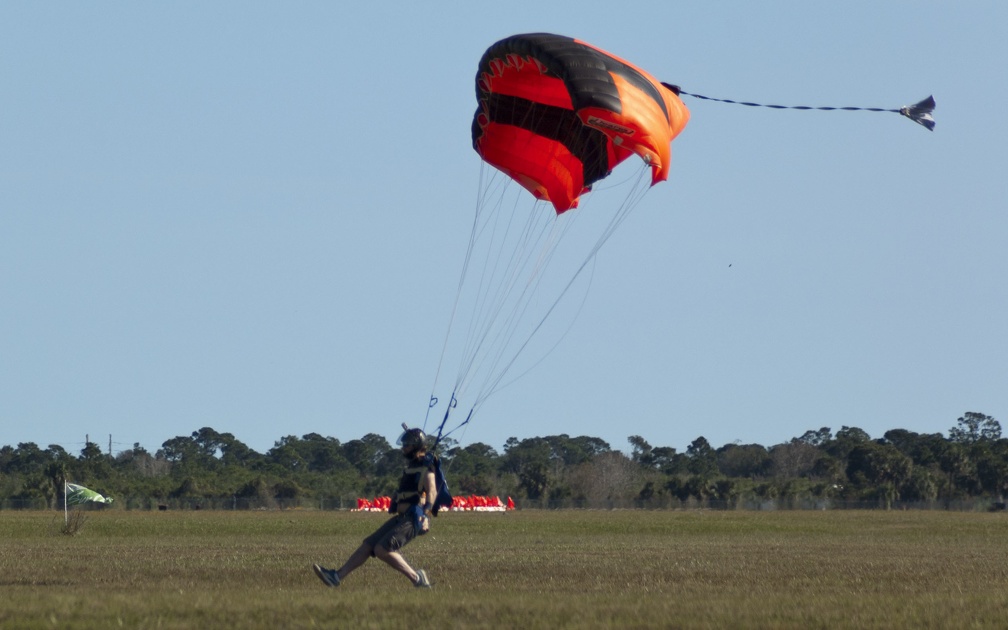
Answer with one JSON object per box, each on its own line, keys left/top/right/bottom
{"left": 430, "top": 400, "right": 473, "bottom": 454}
{"left": 429, "top": 393, "right": 459, "bottom": 453}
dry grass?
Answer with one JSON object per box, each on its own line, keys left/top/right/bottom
{"left": 52, "top": 509, "right": 88, "bottom": 537}
{"left": 1, "top": 509, "right": 1006, "bottom": 628}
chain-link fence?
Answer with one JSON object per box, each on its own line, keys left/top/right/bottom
{"left": 0, "top": 496, "right": 357, "bottom": 511}
{"left": 1, "top": 496, "right": 1003, "bottom": 512}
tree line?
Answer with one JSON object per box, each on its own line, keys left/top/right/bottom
{"left": 1, "top": 412, "right": 1004, "bottom": 510}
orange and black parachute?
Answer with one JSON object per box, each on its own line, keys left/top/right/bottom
{"left": 472, "top": 33, "right": 690, "bottom": 214}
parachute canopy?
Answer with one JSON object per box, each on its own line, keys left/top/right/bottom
{"left": 472, "top": 33, "right": 690, "bottom": 214}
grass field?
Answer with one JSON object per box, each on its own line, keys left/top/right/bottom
{"left": 1, "top": 509, "right": 1006, "bottom": 628}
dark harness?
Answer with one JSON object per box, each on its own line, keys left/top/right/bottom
{"left": 395, "top": 457, "right": 432, "bottom": 508}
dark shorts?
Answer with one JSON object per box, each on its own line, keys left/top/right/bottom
{"left": 364, "top": 514, "right": 415, "bottom": 554}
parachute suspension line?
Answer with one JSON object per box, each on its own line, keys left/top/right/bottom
{"left": 469, "top": 208, "right": 571, "bottom": 400}
{"left": 425, "top": 181, "right": 480, "bottom": 430}
{"left": 458, "top": 192, "right": 561, "bottom": 403}
{"left": 427, "top": 164, "right": 517, "bottom": 431}
{"left": 432, "top": 93, "right": 568, "bottom": 436}
{"left": 490, "top": 254, "right": 597, "bottom": 394}
{"left": 664, "top": 84, "right": 936, "bottom": 131}
{"left": 470, "top": 164, "right": 652, "bottom": 409}
{"left": 462, "top": 116, "right": 584, "bottom": 405}
{"left": 449, "top": 102, "right": 576, "bottom": 406}
{"left": 430, "top": 182, "right": 531, "bottom": 432}
{"left": 454, "top": 184, "right": 528, "bottom": 389}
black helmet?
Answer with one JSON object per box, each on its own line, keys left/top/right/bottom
{"left": 397, "top": 423, "right": 427, "bottom": 452}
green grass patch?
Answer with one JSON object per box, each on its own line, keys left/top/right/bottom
{"left": 1, "top": 509, "right": 1006, "bottom": 628}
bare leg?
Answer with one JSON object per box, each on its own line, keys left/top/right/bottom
{"left": 336, "top": 542, "right": 373, "bottom": 581}
{"left": 373, "top": 545, "right": 419, "bottom": 583}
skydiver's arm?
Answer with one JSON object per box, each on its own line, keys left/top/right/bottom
{"left": 421, "top": 471, "right": 436, "bottom": 531}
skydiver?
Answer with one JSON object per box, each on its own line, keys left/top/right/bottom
{"left": 312, "top": 426, "right": 437, "bottom": 589}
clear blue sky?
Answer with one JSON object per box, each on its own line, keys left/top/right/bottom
{"left": 2, "top": 2, "right": 1005, "bottom": 457}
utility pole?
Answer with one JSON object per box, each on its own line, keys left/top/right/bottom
{"left": 109, "top": 434, "right": 112, "bottom": 456}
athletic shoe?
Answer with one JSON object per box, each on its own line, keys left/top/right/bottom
{"left": 414, "top": 569, "right": 431, "bottom": 588}
{"left": 312, "top": 563, "right": 341, "bottom": 587}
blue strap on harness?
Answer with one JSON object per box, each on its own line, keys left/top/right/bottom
{"left": 408, "top": 504, "right": 429, "bottom": 536}
{"left": 425, "top": 453, "right": 453, "bottom": 516}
